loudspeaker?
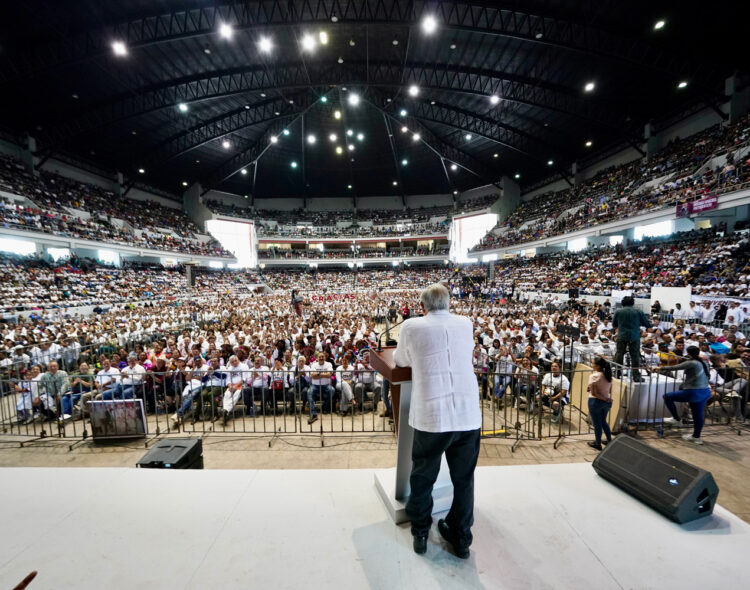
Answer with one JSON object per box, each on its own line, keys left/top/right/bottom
{"left": 137, "top": 438, "right": 203, "bottom": 469}
{"left": 592, "top": 435, "right": 718, "bottom": 524}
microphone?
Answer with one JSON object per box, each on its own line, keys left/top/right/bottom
{"left": 377, "top": 315, "right": 411, "bottom": 351}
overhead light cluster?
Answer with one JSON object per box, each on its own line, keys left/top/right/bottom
{"left": 111, "top": 40, "right": 128, "bottom": 57}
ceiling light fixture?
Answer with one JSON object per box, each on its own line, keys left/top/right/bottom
{"left": 585, "top": 140, "right": 593, "bottom": 147}
{"left": 222, "top": 140, "right": 231, "bottom": 149}
{"left": 348, "top": 144, "right": 355, "bottom": 151}
{"left": 307, "top": 134, "right": 316, "bottom": 144}
{"left": 412, "top": 133, "right": 420, "bottom": 142}
{"left": 493, "top": 153, "right": 499, "bottom": 158}
{"left": 408, "top": 85, "right": 419, "bottom": 97}
{"left": 357, "top": 133, "right": 364, "bottom": 141}
{"left": 334, "top": 110, "right": 342, "bottom": 119}
{"left": 465, "top": 133, "right": 472, "bottom": 141}
{"left": 654, "top": 20, "right": 666, "bottom": 30}
{"left": 111, "top": 41, "right": 128, "bottom": 57}
{"left": 490, "top": 95, "right": 500, "bottom": 105}
{"left": 401, "top": 126, "right": 408, "bottom": 133}
{"left": 547, "top": 159, "right": 554, "bottom": 166}
{"left": 450, "top": 164, "right": 457, "bottom": 171}
{"left": 347, "top": 129, "right": 354, "bottom": 136}
{"left": 282, "top": 129, "right": 290, "bottom": 136}
{"left": 338, "top": 57, "right": 344, "bottom": 64}
{"left": 290, "top": 161, "right": 298, "bottom": 169}
{"left": 320, "top": 96, "right": 327, "bottom": 103}
{"left": 319, "top": 31, "right": 329, "bottom": 45}
{"left": 678, "top": 80, "right": 688, "bottom": 89}
{"left": 399, "top": 109, "right": 407, "bottom": 117}
{"left": 347, "top": 184, "right": 353, "bottom": 189}
{"left": 392, "top": 39, "right": 399, "bottom": 46}
{"left": 269, "top": 136, "right": 278, "bottom": 144}
{"left": 329, "top": 133, "right": 337, "bottom": 142}
{"left": 301, "top": 34, "right": 316, "bottom": 52}
{"left": 240, "top": 169, "right": 248, "bottom": 175}
{"left": 402, "top": 159, "right": 408, "bottom": 166}
{"left": 219, "top": 23, "right": 233, "bottom": 40}
{"left": 584, "top": 81, "right": 596, "bottom": 92}
{"left": 422, "top": 15, "right": 438, "bottom": 34}
{"left": 393, "top": 181, "right": 398, "bottom": 186}
{"left": 178, "top": 102, "right": 188, "bottom": 112}
{"left": 514, "top": 173, "right": 521, "bottom": 179}
{"left": 258, "top": 37, "right": 273, "bottom": 53}
{"left": 182, "top": 181, "right": 189, "bottom": 187}
{"left": 336, "top": 146, "right": 343, "bottom": 154}
{"left": 138, "top": 168, "right": 145, "bottom": 174}
{"left": 348, "top": 93, "right": 360, "bottom": 106}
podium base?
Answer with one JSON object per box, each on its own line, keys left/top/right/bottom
{"left": 374, "top": 468, "right": 453, "bottom": 524}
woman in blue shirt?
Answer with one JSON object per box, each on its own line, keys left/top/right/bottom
{"left": 658, "top": 346, "right": 712, "bottom": 445}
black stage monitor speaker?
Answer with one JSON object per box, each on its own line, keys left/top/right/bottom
{"left": 137, "top": 438, "right": 203, "bottom": 469}
{"left": 592, "top": 435, "right": 718, "bottom": 524}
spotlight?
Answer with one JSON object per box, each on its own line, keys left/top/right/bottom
{"left": 329, "top": 133, "right": 337, "bottom": 142}
{"left": 357, "top": 133, "right": 364, "bottom": 141}
{"left": 412, "top": 133, "right": 420, "bottom": 142}
{"left": 258, "top": 37, "right": 273, "bottom": 53}
{"left": 408, "top": 85, "right": 419, "bottom": 97}
{"left": 307, "top": 134, "right": 316, "bottom": 145}
{"left": 654, "top": 20, "right": 666, "bottom": 30}
{"left": 138, "top": 168, "right": 145, "bottom": 174}
{"left": 334, "top": 110, "right": 342, "bottom": 120}
{"left": 178, "top": 103, "right": 188, "bottom": 112}
{"left": 111, "top": 41, "right": 128, "bottom": 57}
{"left": 347, "top": 129, "right": 354, "bottom": 136}
{"left": 347, "top": 184, "right": 352, "bottom": 189}
{"left": 282, "top": 129, "right": 290, "bottom": 136}
{"left": 493, "top": 153, "right": 499, "bottom": 158}
{"left": 336, "top": 146, "right": 343, "bottom": 154}
{"left": 450, "top": 164, "right": 457, "bottom": 171}
{"left": 399, "top": 109, "right": 407, "bottom": 117}
{"left": 219, "top": 23, "right": 233, "bottom": 40}
{"left": 301, "top": 34, "right": 316, "bottom": 52}
{"left": 320, "top": 96, "right": 327, "bottom": 103}
{"left": 401, "top": 159, "right": 408, "bottom": 166}
{"left": 490, "top": 95, "right": 500, "bottom": 104}
{"left": 585, "top": 140, "right": 593, "bottom": 147}
{"left": 269, "top": 136, "right": 278, "bottom": 144}
{"left": 241, "top": 169, "right": 248, "bottom": 175}
{"left": 222, "top": 140, "right": 231, "bottom": 149}
{"left": 348, "top": 93, "right": 360, "bottom": 106}
{"left": 319, "top": 31, "right": 328, "bottom": 45}
{"left": 182, "top": 181, "right": 189, "bottom": 187}
{"left": 401, "top": 126, "right": 408, "bottom": 133}
{"left": 348, "top": 144, "right": 355, "bottom": 151}
{"left": 584, "top": 81, "right": 595, "bottom": 92}
{"left": 514, "top": 173, "right": 520, "bottom": 179}
{"left": 393, "top": 181, "right": 398, "bottom": 186}
{"left": 547, "top": 159, "right": 554, "bottom": 166}
{"left": 290, "top": 161, "right": 298, "bottom": 169}
{"left": 678, "top": 80, "right": 688, "bottom": 89}
{"left": 422, "top": 15, "right": 438, "bottom": 34}
{"left": 453, "top": 190, "right": 458, "bottom": 195}
{"left": 465, "top": 133, "right": 472, "bottom": 141}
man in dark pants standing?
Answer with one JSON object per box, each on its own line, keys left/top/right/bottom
{"left": 394, "top": 283, "right": 482, "bottom": 558}
{"left": 613, "top": 296, "right": 651, "bottom": 381}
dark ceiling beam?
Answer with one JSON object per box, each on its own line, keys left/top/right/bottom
{"left": 135, "top": 91, "right": 311, "bottom": 170}
{"left": 40, "top": 61, "right": 626, "bottom": 147}
{"left": 0, "top": 1, "right": 697, "bottom": 85}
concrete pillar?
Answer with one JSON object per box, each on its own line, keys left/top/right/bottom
{"left": 726, "top": 74, "right": 750, "bottom": 124}
{"left": 115, "top": 171, "right": 125, "bottom": 197}
{"left": 183, "top": 182, "right": 213, "bottom": 231}
{"left": 572, "top": 162, "right": 582, "bottom": 185}
{"left": 493, "top": 176, "right": 521, "bottom": 225}
{"left": 645, "top": 122, "right": 660, "bottom": 160}
{"left": 21, "top": 135, "right": 37, "bottom": 176}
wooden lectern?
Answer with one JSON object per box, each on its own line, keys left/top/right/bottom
{"left": 370, "top": 346, "right": 453, "bottom": 524}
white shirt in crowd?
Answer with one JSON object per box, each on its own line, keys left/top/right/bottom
{"left": 309, "top": 360, "right": 333, "bottom": 386}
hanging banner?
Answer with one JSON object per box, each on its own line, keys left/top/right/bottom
{"left": 676, "top": 196, "right": 718, "bottom": 218}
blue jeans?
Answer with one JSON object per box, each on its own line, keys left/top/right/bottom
{"left": 588, "top": 397, "right": 612, "bottom": 444}
{"left": 61, "top": 393, "right": 81, "bottom": 415}
{"left": 493, "top": 375, "right": 511, "bottom": 398}
{"left": 178, "top": 385, "right": 203, "bottom": 417}
{"left": 306, "top": 384, "right": 333, "bottom": 416}
{"left": 663, "top": 388, "right": 711, "bottom": 438}
{"left": 381, "top": 379, "right": 392, "bottom": 413}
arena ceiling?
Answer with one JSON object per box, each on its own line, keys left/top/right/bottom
{"left": 0, "top": 1, "right": 745, "bottom": 202}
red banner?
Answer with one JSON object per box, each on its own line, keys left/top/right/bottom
{"left": 310, "top": 293, "right": 357, "bottom": 303}
{"left": 676, "top": 195, "right": 718, "bottom": 218}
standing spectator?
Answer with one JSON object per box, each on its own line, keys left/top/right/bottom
{"left": 587, "top": 357, "right": 613, "bottom": 450}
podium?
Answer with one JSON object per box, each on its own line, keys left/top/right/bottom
{"left": 370, "top": 347, "right": 454, "bottom": 523}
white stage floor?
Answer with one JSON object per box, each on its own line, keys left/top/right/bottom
{"left": 0, "top": 463, "right": 748, "bottom": 589}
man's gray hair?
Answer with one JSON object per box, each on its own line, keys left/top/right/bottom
{"left": 421, "top": 283, "right": 450, "bottom": 312}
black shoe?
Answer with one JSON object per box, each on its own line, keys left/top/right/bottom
{"left": 602, "top": 439, "right": 610, "bottom": 447}
{"left": 587, "top": 441, "right": 603, "bottom": 451}
{"left": 307, "top": 415, "right": 318, "bottom": 425}
{"left": 437, "top": 519, "right": 469, "bottom": 559}
{"left": 413, "top": 535, "right": 428, "bottom": 555}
